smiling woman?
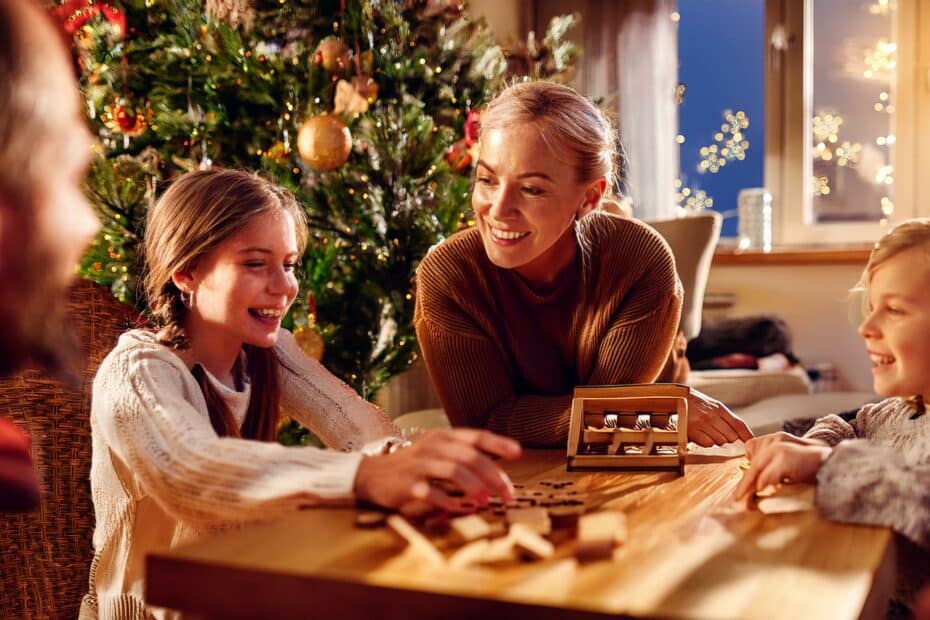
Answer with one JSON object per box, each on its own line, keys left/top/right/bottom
{"left": 415, "top": 81, "right": 754, "bottom": 448}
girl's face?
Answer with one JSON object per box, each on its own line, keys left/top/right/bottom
{"left": 180, "top": 210, "right": 300, "bottom": 350}
{"left": 858, "top": 245, "right": 930, "bottom": 401}
{"left": 472, "top": 124, "right": 604, "bottom": 286}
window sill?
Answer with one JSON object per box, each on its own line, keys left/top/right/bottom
{"left": 712, "top": 243, "right": 872, "bottom": 267}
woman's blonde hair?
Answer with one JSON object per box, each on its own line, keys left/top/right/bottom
{"left": 142, "top": 168, "right": 308, "bottom": 440}
{"left": 480, "top": 80, "right": 621, "bottom": 198}
{"left": 854, "top": 217, "right": 930, "bottom": 415}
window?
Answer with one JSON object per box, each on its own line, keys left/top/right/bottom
{"left": 769, "top": 0, "right": 930, "bottom": 244}
{"left": 679, "top": 0, "right": 930, "bottom": 245}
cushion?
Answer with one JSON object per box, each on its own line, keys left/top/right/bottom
{"left": 689, "top": 365, "right": 812, "bottom": 408}
{"left": 646, "top": 212, "right": 722, "bottom": 340}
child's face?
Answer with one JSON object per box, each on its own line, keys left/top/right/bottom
{"left": 859, "top": 246, "right": 930, "bottom": 401}
{"left": 183, "top": 210, "right": 300, "bottom": 351}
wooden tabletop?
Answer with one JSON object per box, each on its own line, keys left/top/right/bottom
{"left": 146, "top": 450, "right": 894, "bottom": 620}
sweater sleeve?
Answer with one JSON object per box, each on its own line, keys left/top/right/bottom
{"left": 275, "top": 329, "right": 400, "bottom": 454}
{"left": 414, "top": 316, "right": 573, "bottom": 447}
{"left": 816, "top": 439, "right": 930, "bottom": 549}
{"left": 803, "top": 413, "right": 858, "bottom": 445}
{"left": 93, "top": 343, "right": 369, "bottom": 529}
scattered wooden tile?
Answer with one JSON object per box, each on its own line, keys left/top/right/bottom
{"left": 548, "top": 504, "right": 586, "bottom": 529}
{"left": 506, "top": 507, "right": 551, "bottom": 536}
{"left": 575, "top": 539, "right": 615, "bottom": 563}
{"left": 386, "top": 515, "right": 445, "bottom": 567}
{"left": 449, "top": 514, "right": 492, "bottom": 544}
{"left": 577, "top": 511, "right": 627, "bottom": 545}
{"left": 509, "top": 523, "right": 555, "bottom": 560}
{"left": 448, "top": 539, "right": 492, "bottom": 569}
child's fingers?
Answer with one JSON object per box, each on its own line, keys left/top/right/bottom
{"left": 733, "top": 463, "right": 760, "bottom": 500}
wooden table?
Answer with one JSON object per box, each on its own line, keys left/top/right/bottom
{"left": 146, "top": 450, "right": 894, "bottom": 620}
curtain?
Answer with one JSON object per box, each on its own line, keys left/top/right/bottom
{"left": 535, "top": 0, "right": 679, "bottom": 220}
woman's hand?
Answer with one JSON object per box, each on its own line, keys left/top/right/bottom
{"left": 687, "top": 388, "right": 754, "bottom": 446}
{"left": 732, "top": 433, "right": 833, "bottom": 501}
{"left": 353, "top": 428, "right": 521, "bottom": 512}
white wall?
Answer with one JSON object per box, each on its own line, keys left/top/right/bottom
{"left": 706, "top": 263, "right": 873, "bottom": 392}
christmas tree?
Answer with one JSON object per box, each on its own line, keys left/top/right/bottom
{"left": 59, "top": 0, "right": 578, "bottom": 401}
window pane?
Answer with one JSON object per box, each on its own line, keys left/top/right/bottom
{"left": 676, "top": 0, "right": 766, "bottom": 238}
{"left": 811, "top": 0, "right": 896, "bottom": 223}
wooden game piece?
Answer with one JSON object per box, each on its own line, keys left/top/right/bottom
{"left": 577, "top": 511, "right": 627, "bottom": 545}
{"left": 575, "top": 539, "right": 616, "bottom": 563}
{"left": 354, "top": 510, "right": 387, "bottom": 528}
{"left": 509, "top": 523, "right": 555, "bottom": 560}
{"left": 447, "top": 539, "right": 492, "bottom": 569}
{"left": 386, "top": 515, "right": 446, "bottom": 567}
{"left": 548, "top": 504, "right": 586, "bottom": 529}
{"left": 449, "top": 514, "right": 492, "bottom": 544}
{"left": 506, "top": 507, "right": 552, "bottom": 535}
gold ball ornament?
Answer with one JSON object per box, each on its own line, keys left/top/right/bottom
{"left": 297, "top": 114, "right": 352, "bottom": 171}
{"left": 292, "top": 325, "right": 325, "bottom": 361}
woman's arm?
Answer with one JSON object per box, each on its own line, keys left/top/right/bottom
{"left": 416, "top": 290, "right": 682, "bottom": 447}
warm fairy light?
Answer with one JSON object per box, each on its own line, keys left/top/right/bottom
{"left": 880, "top": 196, "right": 894, "bottom": 216}
{"left": 875, "top": 165, "right": 894, "bottom": 185}
{"left": 670, "top": 11, "right": 680, "bottom": 22}
{"left": 868, "top": 0, "right": 893, "bottom": 16}
{"left": 812, "top": 175, "right": 831, "bottom": 196}
{"left": 862, "top": 39, "right": 896, "bottom": 79}
{"left": 697, "top": 109, "right": 750, "bottom": 174}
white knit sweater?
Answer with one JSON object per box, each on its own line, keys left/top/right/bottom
{"left": 80, "top": 329, "right": 399, "bottom": 619}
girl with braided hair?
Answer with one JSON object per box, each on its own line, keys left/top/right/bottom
{"left": 84, "top": 168, "right": 519, "bottom": 619}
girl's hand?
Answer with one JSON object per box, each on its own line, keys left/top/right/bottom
{"left": 687, "top": 389, "right": 754, "bottom": 446}
{"left": 353, "top": 428, "right": 521, "bottom": 512}
{"left": 732, "top": 436, "right": 833, "bottom": 502}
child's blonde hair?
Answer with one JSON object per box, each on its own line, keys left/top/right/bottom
{"left": 854, "top": 217, "right": 930, "bottom": 414}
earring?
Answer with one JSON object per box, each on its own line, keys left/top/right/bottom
{"left": 180, "top": 290, "right": 192, "bottom": 309}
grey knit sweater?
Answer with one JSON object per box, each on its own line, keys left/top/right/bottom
{"left": 805, "top": 397, "right": 930, "bottom": 601}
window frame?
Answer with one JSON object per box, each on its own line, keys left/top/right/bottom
{"left": 766, "top": 0, "right": 930, "bottom": 245}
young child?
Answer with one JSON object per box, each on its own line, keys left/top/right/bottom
{"left": 733, "top": 217, "right": 930, "bottom": 607}
{"left": 82, "top": 169, "right": 520, "bottom": 618}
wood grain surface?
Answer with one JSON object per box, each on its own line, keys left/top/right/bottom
{"left": 146, "top": 450, "right": 894, "bottom": 620}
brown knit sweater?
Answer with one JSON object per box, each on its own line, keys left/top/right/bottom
{"left": 414, "top": 211, "right": 682, "bottom": 447}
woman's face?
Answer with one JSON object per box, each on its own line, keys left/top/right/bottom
{"left": 180, "top": 210, "right": 300, "bottom": 351}
{"left": 472, "top": 123, "right": 603, "bottom": 285}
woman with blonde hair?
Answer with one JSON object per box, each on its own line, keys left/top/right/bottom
{"left": 415, "top": 80, "right": 751, "bottom": 447}
{"left": 84, "top": 169, "right": 519, "bottom": 618}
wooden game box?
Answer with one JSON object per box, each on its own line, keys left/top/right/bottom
{"left": 566, "top": 383, "right": 690, "bottom": 474}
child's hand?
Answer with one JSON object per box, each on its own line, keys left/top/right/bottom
{"left": 744, "top": 431, "right": 828, "bottom": 460}
{"left": 732, "top": 435, "right": 833, "bottom": 502}
{"left": 353, "top": 428, "right": 521, "bottom": 512}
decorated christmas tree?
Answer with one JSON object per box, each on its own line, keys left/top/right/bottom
{"left": 58, "top": 0, "right": 577, "bottom": 401}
